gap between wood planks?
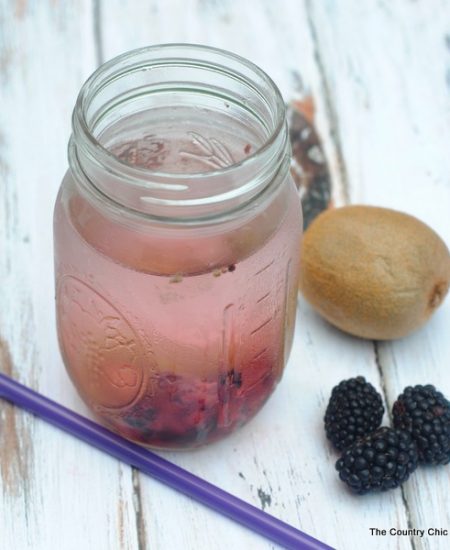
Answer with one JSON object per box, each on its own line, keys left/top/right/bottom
{"left": 304, "top": 0, "right": 350, "bottom": 205}
{"left": 132, "top": 469, "right": 148, "bottom": 550}
{"left": 304, "top": 3, "right": 418, "bottom": 550}
{"left": 91, "top": 2, "right": 149, "bottom": 546}
{"left": 92, "top": 0, "right": 104, "bottom": 68}
{"left": 91, "top": 2, "right": 147, "bottom": 545}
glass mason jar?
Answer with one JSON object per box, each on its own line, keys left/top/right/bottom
{"left": 54, "top": 44, "right": 302, "bottom": 450}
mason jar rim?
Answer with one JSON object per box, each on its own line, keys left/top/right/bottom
{"left": 72, "top": 43, "right": 286, "bottom": 180}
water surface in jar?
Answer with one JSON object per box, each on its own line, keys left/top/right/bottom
{"left": 99, "top": 105, "right": 263, "bottom": 172}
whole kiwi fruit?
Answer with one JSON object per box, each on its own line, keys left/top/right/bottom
{"left": 299, "top": 205, "right": 450, "bottom": 340}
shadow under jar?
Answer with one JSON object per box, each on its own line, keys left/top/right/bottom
{"left": 54, "top": 44, "right": 302, "bottom": 450}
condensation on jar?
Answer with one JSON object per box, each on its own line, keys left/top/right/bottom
{"left": 53, "top": 44, "right": 302, "bottom": 449}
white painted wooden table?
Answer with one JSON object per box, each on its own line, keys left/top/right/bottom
{"left": 1, "top": 2, "right": 449, "bottom": 549}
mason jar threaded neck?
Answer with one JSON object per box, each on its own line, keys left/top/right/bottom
{"left": 69, "top": 44, "right": 289, "bottom": 221}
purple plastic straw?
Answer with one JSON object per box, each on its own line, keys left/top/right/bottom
{"left": 0, "top": 373, "right": 333, "bottom": 550}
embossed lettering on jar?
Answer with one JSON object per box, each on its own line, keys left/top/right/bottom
{"left": 54, "top": 44, "right": 302, "bottom": 449}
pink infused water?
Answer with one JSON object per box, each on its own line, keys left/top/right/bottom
{"left": 55, "top": 108, "right": 301, "bottom": 449}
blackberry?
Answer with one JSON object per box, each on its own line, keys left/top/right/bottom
{"left": 324, "top": 376, "right": 384, "bottom": 451}
{"left": 336, "top": 427, "right": 419, "bottom": 494}
{"left": 393, "top": 385, "right": 450, "bottom": 465}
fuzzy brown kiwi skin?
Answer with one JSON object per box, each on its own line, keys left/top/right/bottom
{"left": 299, "top": 205, "right": 450, "bottom": 340}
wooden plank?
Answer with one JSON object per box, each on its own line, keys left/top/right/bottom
{"left": 98, "top": 2, "right": 413, "bottom": 549}
{"left": 0, "top": 2, "right": 139, "bottom": 549}
{"left": 307, "top": 1, "right": 450, "bottom": 549}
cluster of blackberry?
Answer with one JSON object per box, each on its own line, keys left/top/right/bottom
{"left": 104, "top": 364, "right": 276, "bottom": 449}
{"left": 324, "top": 377, "right": 450, "bottom": 495}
